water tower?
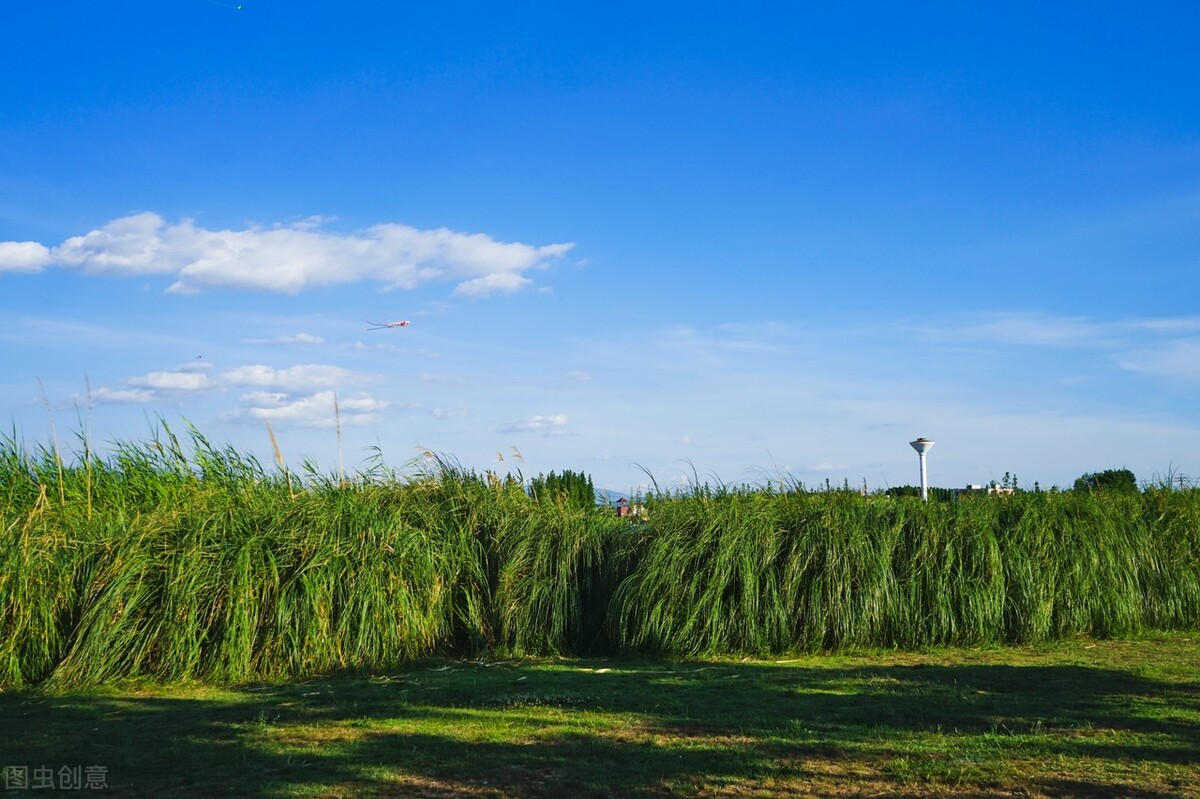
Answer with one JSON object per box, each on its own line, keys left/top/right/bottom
{"left": 909, "top": 438, "right": 935, "bottom": 501}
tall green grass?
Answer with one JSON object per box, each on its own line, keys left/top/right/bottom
{"left": 1, "top": 425, "right": 1197, "bottom": 688}
{"left": 616, "top": 484, "right": 1200, "bottom": 654}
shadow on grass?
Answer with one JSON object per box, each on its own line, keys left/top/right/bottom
{"left": 1, "top": 658, "right": 1197, "bottom": 797}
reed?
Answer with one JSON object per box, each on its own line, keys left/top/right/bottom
{"left": 1, "top": 424, "right": 1198, "bottom": 688}
{"left": 614, "top": 484, "right": 1198, "bottom": 654}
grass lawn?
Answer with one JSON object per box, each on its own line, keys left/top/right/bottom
{"left": 2, "top": 634, "right": 1197, "bottom": 797}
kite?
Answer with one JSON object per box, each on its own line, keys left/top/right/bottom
{"left": 367, "top": 320, "right": 410, "bottom": 330}
{"left": 204, "top": 0, "right": 244, "bottom": 9}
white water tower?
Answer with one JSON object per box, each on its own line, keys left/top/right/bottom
{"left": 909, "top": 438, "right": 935, "bottom": 501}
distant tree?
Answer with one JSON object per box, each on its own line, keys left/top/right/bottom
{"left": 883, "top": 485, "right": 955, "bottom": 501}
{"left": 529, "top": 469, "right": 596, "bottom": 510}
{"left": 1072, "top": 468, "right": 1138, "bottom": 493}
{"left": 998, "top": 472, "right": 1022, "bottom": 492}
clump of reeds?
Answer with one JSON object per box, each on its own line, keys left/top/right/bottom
{"left": 2, "top": 422, "right": 1198, "bottom": 689}
{"left": 0, "top": 424, "right": 635, "bottom": 687}
{"left": 613, "top": 483, "right": 1200, "bottom": 655}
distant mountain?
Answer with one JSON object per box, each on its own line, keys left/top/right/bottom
{"left": 594, "top": 487, "right": 636, "bottom": 506}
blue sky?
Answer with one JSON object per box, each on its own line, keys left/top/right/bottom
{"left": 3, "top": 2, "right": 1199, "bottom": 492}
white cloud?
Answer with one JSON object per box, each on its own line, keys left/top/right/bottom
{"left": 50, "top": 213, "right": 186, "bottom": 276}
{"left": 219, "top": 364, "right": 363, "bottom": 391}
{"left": 129, "top": 370, "right": 211, "bottom": 391}
{"left": 498, "top": 413, "right": 569, "bottom": 436}
{"left": 0, "top": 241, "right": 51, "bottom": 272}
{"left": 565, "top": 370, "right": 592, "bottom": 381}
{"left": 452, "top": 272, "right": 531, "bottom": 297}
{"left": 90, "top": 387, "right": 157, "bottom": 404}
{"left": 242, "top": 332, "right": 326, "bottom": 346}
{"left": 87, "top": 366, "right": 212, "bottom": 404}
{"left": 432, "top": 406, "right": 469, "bottom": 420}
{"left": 87, "top": 361, "right": 374, "bottom": 418}
{"left": 224, "top": 390, "right": 388, "bottom": 427}
{"left": 6, "top": 212, "right": 573, "bottom": 296}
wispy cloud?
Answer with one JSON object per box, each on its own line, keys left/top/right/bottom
{"left": 497, "top": 414, "right": 569, "bottom": 436}
{"left": 907, "top": 312, "right": 1112, "bottom": 348}
{"left": 0, "top": 212, "right": 574, "bottom": 296}
{"left": 1118, "top": 339, "right": 1200, "bottom": 381}
{"left": 660, "top": 322, "right": 804, "bottom": 358}
{"left": 419, "top": 372, "right": 465, "bottom": 385}
{"left": 903, "top": 312, "right": 1200, "bottom": 383}
{"left": 910, "top": 312, "right": 1200, "bottom": 351}
{"left": 241, "top": 332, "right": 326, "bottom": 346}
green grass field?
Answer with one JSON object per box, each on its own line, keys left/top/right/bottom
{"left": 3, "top": 635, "right": 1197, "bottom": 797}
